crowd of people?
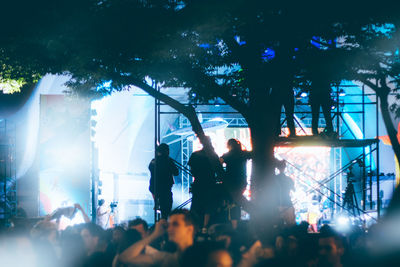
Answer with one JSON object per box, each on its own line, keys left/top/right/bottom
{"left": 1, "top": 139, "right": 400, "bottom": 266}
{"left": 2, "top": 205, "right": 400, "bottom": 267}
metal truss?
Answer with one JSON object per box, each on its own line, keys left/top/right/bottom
{"left": 157, "top": 84, "right": 383, "bottom": 218}
{"left": 0, "top": 120, "right": 17, "bottom": 226}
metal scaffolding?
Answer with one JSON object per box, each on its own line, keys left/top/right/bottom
{"left": 0, "top": 119, "right": 17, "bottom": 226}
{"left": 155, "top": 84, "right": 384, "bottom": 219}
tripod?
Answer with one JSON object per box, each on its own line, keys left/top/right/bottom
{"left": 342, "top": 178, "right": 360, "bottom": 217}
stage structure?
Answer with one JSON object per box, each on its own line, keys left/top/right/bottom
{"left": 0, "top": 119, "right": 17, "bottom": 226}
{"left": 155, "top": 83, "right": 388, "bottom": 223}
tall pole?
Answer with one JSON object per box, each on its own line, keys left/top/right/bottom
{"left": 362, "top": 85, "right": 366, "bottom": 211}
{"left": 89, "top": 103, "right": 98, "bottom": 223}
{"left": 154, "top": 81, "right": 161, "bottom": 222}
{"left": 91, "top": 140, "right": 96, "bottom": 223}
{"left": 376, "top": 91, "right": 381, "bottom": 218}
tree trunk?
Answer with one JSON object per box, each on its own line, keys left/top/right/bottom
{"left": 376, "top": 81, "right": 400, "bottom": 217}
{"left": 361, "top": 78, "right": 400, "bottom": 162}
{"left": 379, "top": 92, "right": 400, "bottom": 163}
{"left": 248, "top": 118, "right": 278, "bottom": 226}
{"left": 361, "top": 78, "right": 400, "bottom": 218}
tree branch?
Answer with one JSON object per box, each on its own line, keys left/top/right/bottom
{"left": 131, "top": 79, "right": 204, "bottom": 136}
{"left": 187, "top": 66, "right": 249, "bottom": 116}
{"left": 359, "top": 77, "right": 376, "bottom": 91}
{"left": 361, "top": 77, "right": 400, "bottom": 164}
{"left": 132, "top": 79, "right": 225, "bottom": 177}
{"left": 217, "top": 87, "right": 249, "bottom": 117}
{"left": 359, "top": 76, "right": 390, "bottom": 98}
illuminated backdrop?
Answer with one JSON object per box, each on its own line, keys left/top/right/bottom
{"left": 39, "top": 95, "right": 90, "bottom": 225}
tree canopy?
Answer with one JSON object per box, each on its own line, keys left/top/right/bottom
{"left": 3, "top": 0, "right": 400, "bottom": 216}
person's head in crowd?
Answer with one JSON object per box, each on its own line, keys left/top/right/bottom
{"left": 117, "top": 229, "right": 142, "bottom": 254}
{"left": 298, "top": 221, "right": 310, "bottom": 232}
{"left": 275, "top": 228, "right": 299, "bottom": 259}
{"left": 227, "top": 138, "right": 241, "bottom": 152}
{"left": 128, "top": 217, "right": 149, "bottom": 239}
{"left": 80, "top": 223, "right": 106, "bottom": 256}
{"left": 206, "top": 248, "right": 233, "bottom": 267}
{"left": 112, "top": 226, "right": 126, "bottom": 245}
{"left": 181, "top": 241, "right": 233, "bottom": 267}
{"left": 157, "top": 143, "right": 169, "bottom": 157}
{"left": 318, "top": 225, "right": 345, "bottom": 267}
{"left": 167, "top": 209, "right": 199, "bottom": 250}
{"left": 98, "top": 199, "right": 105, "bottom": 207}
{"left": 208, "top": 224, "right": 234, "bottom": 249}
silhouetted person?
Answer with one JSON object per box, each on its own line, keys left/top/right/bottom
{"left": 310, "top": 79, "right": 334, "bottom": 136}
{"left": 275, "top": 159, "right": 295, "bottom": 226}
{"left": 188, "top": 137, "right": 218, "bottom": 229}
{"left": 271, "top": 80, "right": 296, "bottom": 137}
{"left": 220, "top": 139, "right": 252, "bottom": 227}
{"left": 149, "top": 143, "right": 179, "bottom": 219}
{"left": 221, "top": 139, "right": 251, "bottom": 194}
{"left": 270, "top": 47, "right": 296, "bottom": 138}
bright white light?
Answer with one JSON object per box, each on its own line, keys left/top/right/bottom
{"left": 335, "top": 215, "right": 352, "bottom": 233}
{"left": 337, "top": 216, "right": 350, "bottom": 226}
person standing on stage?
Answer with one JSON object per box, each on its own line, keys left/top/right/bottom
{"left": 310, "top": 78, "right": 335, "bottom": 137}
{"left": 148, "top": 143, "right": 179, "bottom": 219}
{"left": 275, "top": 159, "right": 296, "bottom": 226}
{"left": 220, "top": 139, "right": 252, "bottom": 227}
{"left": 96, "top": 199, "right": 110, "bottom": 228}
{"left": 188, "top": 136, "right": 218, "bottom": 230}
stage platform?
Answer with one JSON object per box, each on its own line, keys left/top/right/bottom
{"left": 275, "top": 136, "right": 379, "bottom": 147}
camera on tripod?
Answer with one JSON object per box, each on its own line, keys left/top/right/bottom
{"left": 110, "top": 201, "right": 118, "bottom": 213}
{"left": 346, "top": 166, "right": 356, "bottom": 183}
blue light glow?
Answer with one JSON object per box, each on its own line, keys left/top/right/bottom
{"left": 199, "top": 43, "right": 211, "bottom": 48}
{"left": 262, "top": 48, "right": 275, "bottom": 61}
{"left": 96, "top": 80, "right": 112, "bottom": 91}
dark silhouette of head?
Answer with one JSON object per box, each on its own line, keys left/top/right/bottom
{"left": 128, "top": 217, "right": 148, "bottom": 231}
{"left": 276, "top": 159, "right": 287, "bottom": 172}
{"left": 227, "top": 138, "right": 241, "bottom": 151}
{"left": 157, "top": 143, "right": 169, "bottom": 156}
{"left": 128, "top": 217, "right": 149, "bottom": 239}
